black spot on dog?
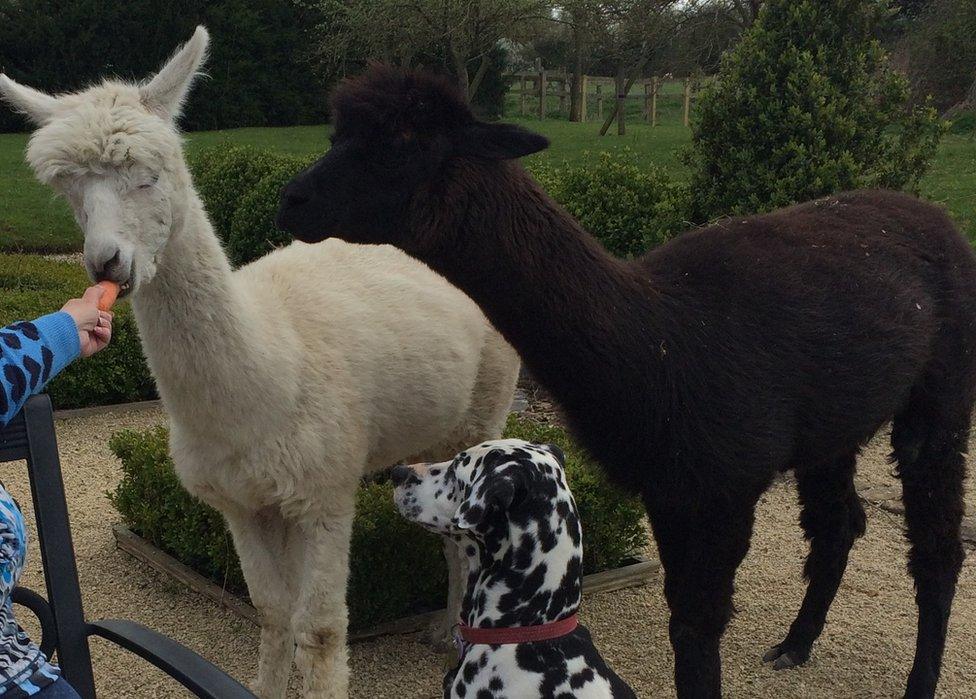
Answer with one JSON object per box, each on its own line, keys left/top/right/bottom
{"left": 570, "top": 668, "right": 595, "bottom": 689}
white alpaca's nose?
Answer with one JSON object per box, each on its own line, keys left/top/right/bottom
{"left": 87, "top": 246, "right": 123, "bottom": 282}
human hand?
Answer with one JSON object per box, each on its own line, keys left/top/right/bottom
{"left": 61, "top": 286, "right": 113, "bottom": 358}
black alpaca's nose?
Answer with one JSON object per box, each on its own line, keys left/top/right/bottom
{"left": 282, "top": 191, "right": 309, "bottom": 207}
{"left": 281, "top": 181, "right": 310, "bottom": 207}
{"left": 391, "top": 464, "right": 414, "bottom": 487}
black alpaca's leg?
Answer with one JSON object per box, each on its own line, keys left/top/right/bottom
{"left": 764, "top": 451, "right": 866, "bottom": 670}
{"left": 892, "top": 404, "right": 969, "bottom": 699}
{"left": 648, "top": 497, "right": 758, "bottom": 699}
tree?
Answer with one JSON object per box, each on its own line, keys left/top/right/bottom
{"left": 304, "top": 0, "right": 545, "bottom": 102}
{"left": 0, "top": 0, "right": 325, "bottom": 132}
{"left": 896, "top": 0, "right": 976, "bottom": 114}
{"left": 685, "top": 0, "right": 945, "bottom": 221}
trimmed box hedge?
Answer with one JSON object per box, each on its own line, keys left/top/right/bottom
{"left": 109, "top": 413, "right": 648, "bottom": 631}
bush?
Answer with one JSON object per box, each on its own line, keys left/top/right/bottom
{"left": 949, "top": 110, "right": 976, "bottom": 136}
{"left": 188, "top": 146, "right": 285, "bottom": 249}
{"left": 227, "top": 156, "right": 313, "bottom": 267}
{"left": 188, "top": 146, "right": 311, "bottom": 267}
{"left": 531, "top": 151, "right": 689, "bottom": 258}
{"left": 109, "top": 414, "right": 648, "bottom": 630}
{"left": 0, "top": 254, "right": 155, "bottom": 409}
{"left": 685, "top": 0, "right": 946, "bottom": 222}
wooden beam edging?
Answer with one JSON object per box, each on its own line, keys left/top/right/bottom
{"left": 54, "top": 399, "right": 163, "bottom": 420}
{"left": 112, "top": 525, "right": 659, "bottom": 642}
{"left": 113, "top": 525, "right": 261, "bottom": 625}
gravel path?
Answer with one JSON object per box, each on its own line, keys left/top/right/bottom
{"left": 4, "top": 406, "right": 975, "bottom": 697}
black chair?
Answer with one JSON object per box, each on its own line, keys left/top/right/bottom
{"left": 0, "top": 395, "right": 254, "bottom": 698}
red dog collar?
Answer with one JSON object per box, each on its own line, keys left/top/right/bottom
{"left": 456, "top": 614, "right": 579, "bottom": 645}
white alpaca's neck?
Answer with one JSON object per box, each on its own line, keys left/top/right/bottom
{"left": 131, "top": 171, "right": 277, "bottom": 435}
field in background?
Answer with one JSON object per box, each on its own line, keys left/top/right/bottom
{"left": 0, "top": 119, "right": 973, "bottom": 253}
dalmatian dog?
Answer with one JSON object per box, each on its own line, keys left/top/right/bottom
{"left": 391, "top": 438, "right": 637, "bottom": 699}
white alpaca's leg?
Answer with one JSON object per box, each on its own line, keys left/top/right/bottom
{"left": 428, "top": 537, "right": 467, "bottom": 652}
{"left": 225, "top": 507, "right": 302, "bottom": 699}
{"left": 291, "top": 507, "right": 355, "bottom": 699}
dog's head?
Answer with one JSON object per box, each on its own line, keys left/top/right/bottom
{"left": 392, "top": 439, "right": 580, "bottom": 545}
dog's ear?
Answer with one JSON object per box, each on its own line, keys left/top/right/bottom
{"left": 453, "top": 450, "right": 519, "bottom": 530}
{"left": 541, "top": 443, "right": 565, "bottom": 466}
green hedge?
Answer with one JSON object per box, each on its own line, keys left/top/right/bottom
{"left": 188, "top": 145, "right": 313, "bottom": 267}
{"left": 109, "top": 413, "right": 647, "bottom": 631}
{"left": 532, "top": 150, "right": 688, "bottom": 258}
{"left": 0, "top": 254, "right": 154, "bottom": 409}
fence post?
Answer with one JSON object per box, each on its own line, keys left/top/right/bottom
{"left": 616, "top": 67, "right": 626, "bottom": 136}
{"left": 596, "top": 83, "right": 603, "bottom": 120}
{"left": 539, "top": 70, "right": 547, "bottom": 120}
{"left": 651, "top": 77, "right": 658, "bottom": 127}
{"left": 683, "top": 77, "right": 691, "bottom": 127}
{"left": 643, "top": 81, "right": 650, "bottom": 122}
{"left": 520, "top": 75, "right": 526, "bottom": 116}
{"left": 558, "top": 72, "right": 567, "bottom": 116}
{"left": 580, "top": 75, "right": 588, "bottom": 123}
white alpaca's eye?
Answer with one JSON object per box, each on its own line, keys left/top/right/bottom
{"left": 138, "top": 175, "right": 159, "bottom": 190}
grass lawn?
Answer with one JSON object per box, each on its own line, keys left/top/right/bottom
{"left": 1, "top": 117, "right": 973, "bottom": 252}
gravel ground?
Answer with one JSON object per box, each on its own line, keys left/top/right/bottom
{"left": 3, "top": 406, "right": 975, "bottom": 698}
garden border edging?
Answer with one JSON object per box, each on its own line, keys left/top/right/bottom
{"left": 112, "top": 525, "right": 659, "bottom": 643}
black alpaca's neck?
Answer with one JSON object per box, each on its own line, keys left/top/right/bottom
{"left": 410, "top": 162, "right": 663, "bottom": 420}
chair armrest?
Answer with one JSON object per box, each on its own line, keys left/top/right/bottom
{"left": 87, "top": 619, "right": 254, "bottom": 698}
{"left": 12, "top": 587, "right": 57, "bottom": 659}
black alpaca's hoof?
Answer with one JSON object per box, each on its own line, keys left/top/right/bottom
{"left": 903, "top": 669, "right": 937, "bottom": 699}
{"left": 762, "top": 642, "right": 811, "bottom": 670}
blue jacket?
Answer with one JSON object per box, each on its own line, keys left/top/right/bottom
{"left": 0, "top": 312, "right": 80, "bottom": 695}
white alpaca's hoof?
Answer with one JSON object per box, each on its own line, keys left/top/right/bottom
{"left": 425, "top": 615, "right": 455, "bottom": 653}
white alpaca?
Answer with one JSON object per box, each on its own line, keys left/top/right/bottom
{"left": 0, "top": 28, "right": 519, "bottom": 699}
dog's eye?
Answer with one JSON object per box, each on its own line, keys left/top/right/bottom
{"left": 138, "top": 175, "right": 159, "bottom": 190}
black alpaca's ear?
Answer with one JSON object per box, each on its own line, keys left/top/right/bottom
{"left": 454, "top": 122, "right": 550, "bottom": 160}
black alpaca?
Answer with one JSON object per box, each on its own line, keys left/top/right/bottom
{"left": 276, "top": 67, "right": 976, "bottom": 699}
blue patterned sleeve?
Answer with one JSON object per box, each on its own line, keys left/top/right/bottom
{"left": 0, "top": 489, "right": 24, "bottom": 607}
{"left": 0, "top": 312, "right": 80, "bottom": 428}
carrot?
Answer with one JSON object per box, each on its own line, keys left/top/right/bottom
{"left": 96, "top": 280, "right": 120, "bottom": 312}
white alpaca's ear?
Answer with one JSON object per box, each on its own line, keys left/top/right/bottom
{"left": 0, "top": 75, "right": 59, "bottom": 125}
{"left": 140, "top": 25, "right": 210, "bottom": 120}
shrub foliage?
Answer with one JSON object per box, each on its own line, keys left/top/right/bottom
{"left": 685, "top": 0, "right": 946, "bottom": 221}
{"left": 109, "top": 414, "right": 647, "bottom": 630}
{"left": 188, "top": 146, "right": 311, "bottom": 267}
{"left": 533, "top": 151, "right": 688, "bottom": 258}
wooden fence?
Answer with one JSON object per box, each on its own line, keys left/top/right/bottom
{"left": 510, "top": 71, "right": 698, "bottom": 127}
